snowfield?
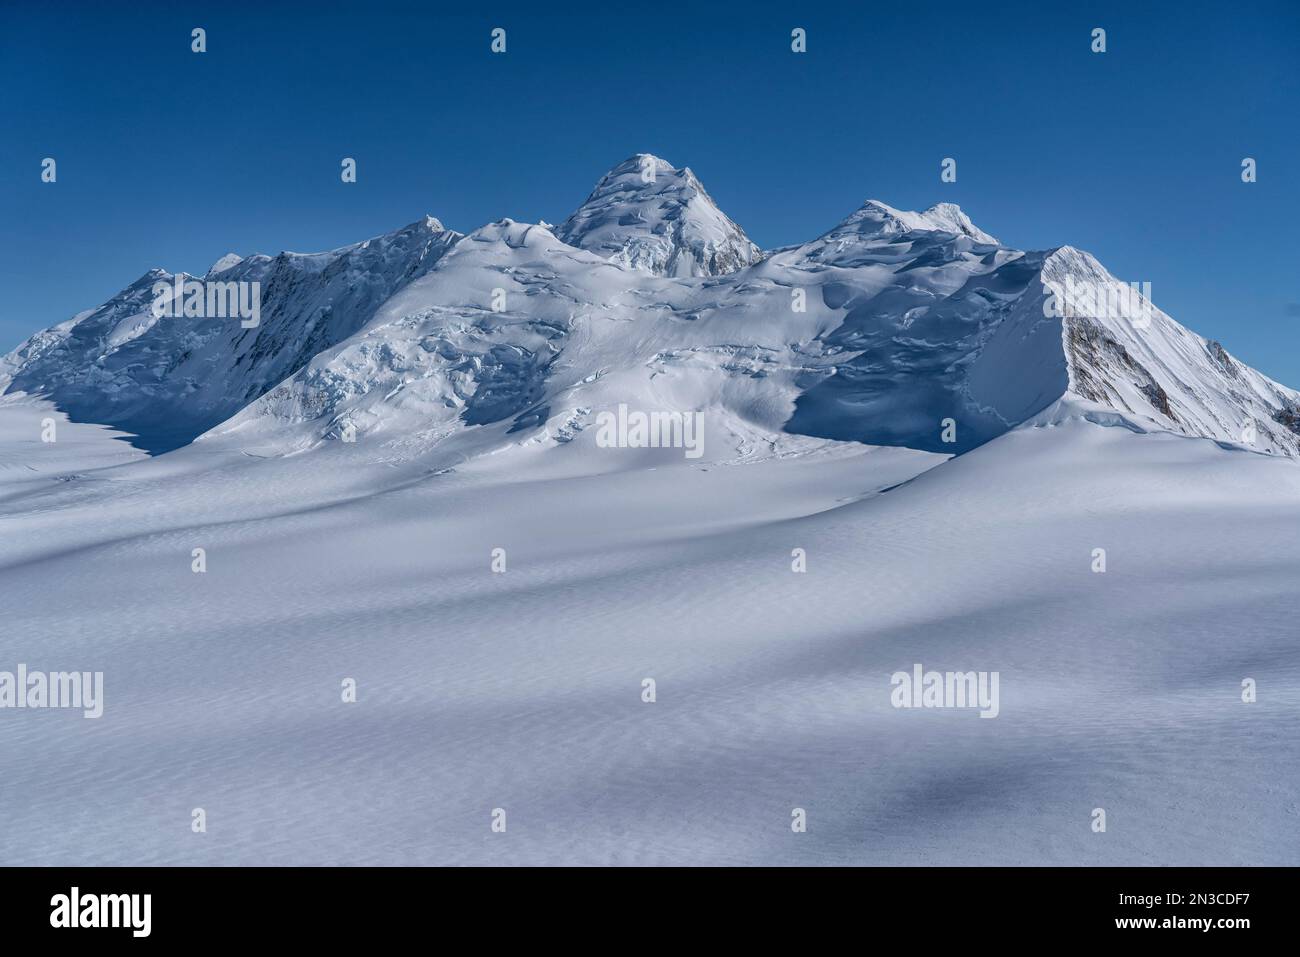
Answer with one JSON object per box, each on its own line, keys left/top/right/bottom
{"left": 1, "top": 154, "right": 1297, "bottom": 865}
{"left": 1, "top": 398, "right": 1297, "bottom": 865}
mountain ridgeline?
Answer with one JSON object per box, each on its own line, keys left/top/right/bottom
{"left": 4, "top": 154, "right": 1298, "bottom": 460}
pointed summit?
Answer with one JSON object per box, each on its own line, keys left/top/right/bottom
{"left": 557, "top": 154, "right": 760, "bottom": 277}
{"left": 206, "top": 253, "right": 244, "bottom": 277}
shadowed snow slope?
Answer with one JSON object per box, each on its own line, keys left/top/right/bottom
{"left": 0, "top": 217, "right": 460, "bottom": 453}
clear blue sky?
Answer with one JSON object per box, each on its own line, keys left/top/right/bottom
{"left": 2, "top": 1, "right": 1297, "bottom": 383}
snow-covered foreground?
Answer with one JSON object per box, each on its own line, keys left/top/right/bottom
{"left": 1, "top": 398, "right": 1297, "bottom": 866}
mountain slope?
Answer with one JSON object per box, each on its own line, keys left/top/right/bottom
{"left": 0, "top": 217, "right": 460, "bottom": 452}
{"left": 781, "top": 221, "right": 1300, "bottom": 455}
{"left": 1045, "top": 246, "right": 1300, "bottom": 456}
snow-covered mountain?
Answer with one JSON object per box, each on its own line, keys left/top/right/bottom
{"left": 811, "top": 197, "right": 1000, "bottom": 251}
{"left": 0, "top": 216, "right": 460, "bottom": 452}
{"left": 779, "top": 217, "right": 1300, "bottom": 455}
{"left": 4, "top": 154, "right": 1298, "bottom": 462}
{"left": 1045, "top": 246, "right": 1300, "bottom": 455}
{"left": 556, "top": 153, "right": 761, "bottom": 277}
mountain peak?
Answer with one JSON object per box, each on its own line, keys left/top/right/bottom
{"left": 833, "top": 198, "right": 998, "bottom": 245}
{"left": 603, "top": 152, "right": 676, "bottom": 179}
{"left": 556, "top": 154, "right": 760, "bottom": 277}
{"left": 919, "top": 202, "right": 996, "bottom": 243}
{"left": 206, "top": 253, "right": 244, "bottom": 277}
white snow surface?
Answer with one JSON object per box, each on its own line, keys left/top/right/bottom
{"left": 0, "top": 402, "right": 1297, "bottom": 865}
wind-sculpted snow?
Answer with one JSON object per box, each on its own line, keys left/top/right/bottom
{"left": 5, "top": 154, "right": 1299, "bottom": 463}
{"left": 780, "top": 226, "right": 1064, "bottom": 453}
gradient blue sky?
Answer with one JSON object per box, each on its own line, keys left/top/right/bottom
{"left": 2, "top": 1, "right": 1298, "bottom": 383}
